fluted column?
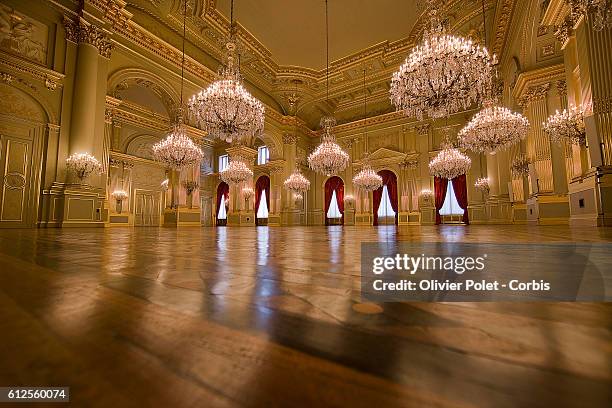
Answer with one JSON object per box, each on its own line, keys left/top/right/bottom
{"left": 282, "top": 132, "right": 297, "bottom": 211}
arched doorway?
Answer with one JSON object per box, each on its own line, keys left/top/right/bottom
{"left": 215, "top": 182, "right": 229, "bottom": 226}
{"left": 373, "top": 170, "right": 398, "bottom": 225}
{"left": 255, "top": 175, "right": 270, "bottom": 226}
{"left": 434, "top": 175, "right": 469, "bottom": 225}
{"left": 324, "top": 176, "right": 344, "bottom": 225}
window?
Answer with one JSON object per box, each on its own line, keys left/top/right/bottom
{"left": 257, "top": 146, "right": 269, "bottom": 165}
{"left": 327, "top": 190, "right": 342, "bottom": 219}
{"left": 218, "top": 154, "right": 229, "bottom": 172}
{"left": 217, "top": 194, "right": 227, "bottom": 219}
{"left": 440, "top": 182, "right": 463, "bottom": 215}
{"left": 377, "top": 185, "right": 396, "bottom": 218}
{"left": 257, "top": 189, "right": 269, "bottom": 219}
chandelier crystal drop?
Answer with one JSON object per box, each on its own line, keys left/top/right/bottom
{"left": 459, "top": 99, "right": 530, "bottom": 153}
{"left": 188, "top": 1, "right": 264, "bottom": 143}
{"left": 152, "top": 120, "right": 204, "bottom": 170}
{"left": 284, "top": 167, "right": 311, "bottom": 193}
{"left": 474, "top": 177, "right": 490, "bottom": 193}
{"left": 353, "top": 164, "right": 383, "bottom": 192}
{"left": 542, "top": 105, "right": 586, "bottom": 145}
{"left": 511, "top": 154, "right": 531, "bottom": 178}
{"left": 429, "top": 143, "right": 472, "bottom": 179}
{"left": 390, "top": 9, "right": 495, "bottom": 120}
{"left": 308, "top": 116, "right": 350, "bottom": 176}
{"left": 66, "top": 152, "right": 103, "bottom": 182}
{"left": 219, "top": 155, "right": 253, "bottom": 185}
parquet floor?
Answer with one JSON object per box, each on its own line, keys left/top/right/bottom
{"left": 0, "top": 225, "right": 610, "bottom": 407}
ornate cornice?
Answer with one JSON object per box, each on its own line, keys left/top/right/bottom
{"left": 63, "top": 17, "right": 113, "bottom": 58}
{"left": 512, "top": 64, "right": 565, "bottom": 101}
{"left": 0, "top": 51, "right": 64, "bottom": 88}
{"left": 491, "top": 0, "right": 517, "bottom": 57}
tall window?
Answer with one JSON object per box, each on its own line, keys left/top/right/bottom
{"left": 440, "top": 182, "right": 463, "bottom": 215}
{"left": 257, "top": 146, "right": 269, "bottom": 165}
{"left": 327, "top": 190, "right": 342, "bottom": 219}
{"left": 377, "top": 185, "right": 396, "bottom": 218}
{"left": 217, "top": 194, "right": 227, "bottom": 219}
{"left": 257, "top": 189, "right": 269, "bottom": 218}
{"left": 218, "top": 154, "right": 229, "bottom": 172}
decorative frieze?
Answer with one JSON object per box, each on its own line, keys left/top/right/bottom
{"left": 593, "top": 96, "right": 612, "bottom": 115}
{"left": 63, "top": 17, "right": 113, "bottom": 58}
{"left": 282, "top": 133, "right": 298, "bottom": 145}
{"left": 519, "top": 83, "right": 551, "bottom": 107}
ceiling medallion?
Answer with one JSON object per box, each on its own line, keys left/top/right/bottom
{"left": 188, "top": 0, "right": 265, "bottom": 143}
{"left": 153, "top": 3, "right": 203, "bottom": 170}
{"left": 220, "top": 155, "right": 253, "bottom": 185}
{"left": 308, "top": 0, "right": 350, "bottom": 176}
{"left": 284, "top": 164, "right": 311, "bottom": 193}
{"left": 543, "top": 105, "right": 586, "bottom": 145}
{"left": 429, "top": 142, "right": 472, "bottom": 179}
{"left": 459, "top": 99, "right": 530, "bottom": 153}
{"left": 390, "top": 6, "right": 495, "bottom": 120}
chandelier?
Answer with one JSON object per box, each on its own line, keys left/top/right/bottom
{"left": 429, "top": 143, "right": 472, "bottom": 179}
{"left": 153, "top": 5, "right": 203, "bottom": 170}
{"left": 511, "top": 154, "right": 531, "bottom": 178}
{"left": 390, "top": 7, "right": 495, "bottom": 120}
{"left": 241, "top": 186, "right": 254, "bottom": 200}
{"left": 419, "top": 189, "right": 434, "bottom": 202}
{"left": 188, "top": 0, "right": 265, "bottom": 143}
{"left": 308, "top": 0, "right": 350, "bottom": 176}
{"left": 543, "top": 105, "right": 586, "bottom": 145}
{"left": 474, "top": 177, "right": 490, "bottom": 194}
{"left": 353, "top": 163, "right": 383, "bottom": 192}
{"left": 66, "top": 153, "right": 103, "bottom": 182}
{"left": 459, "top": 99, "right": 530, "bottom": 153}
{"left": 284, "top": 166, "right": 311, "bottom": 193}
{"left": 220, "top": 155, "right": 253, "bottom": 185}
{"left": 111, "top": 190, "right": 128, "bottom": 201}
{"left": 153, "top": 118, "right": 204, "bottom": 170}
{"left": 570, "top": 0, "right": 612, "bottom": 31}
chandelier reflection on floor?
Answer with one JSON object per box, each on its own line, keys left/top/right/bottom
{"left": 543, "top": 105, "right": 586, "bottom": 145}
{"left": 429, "top": 142, "right": 472, "bottom": 179}
{"left": 390, "top": 5, "right": 495, "bottom": 120}
{"left": 220, "top": 155, "right": 253, "bottom": 185}
{"left": 459, "top": 99, "right": 530, "bottom": 153}
{"left": 188, "top": 0, "right": 265, "bottom": 143}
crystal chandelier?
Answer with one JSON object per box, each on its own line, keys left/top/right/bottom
{"left": 511, "top": 154, "right": 531, "bottom": 178}
{"left": 570, "top": 0, "right": 612, "bottom": 31}
{"left": 66, "top": 153, "right": 102, "bottom": 182}
{"left": 308, "top": 0, "right": 350, "bottom": 176}
{"left": 543, "top": 105, "right": 586, "bottom": 145}
{"left": 474, "top": 177, "right": 490, "bottom": 194}
{"left": 459, "top": 99, "right": 530, "bottom": 153}
{"left": 188, "top": 0, "right": 265, "bottom": 143}
{"left": 220, "top": 155, "right": 253, "bottom": 185}
{"left": 153, "top": 5, "right": 203, "bottom": 170}
{"left": 284, "top": 165, "right": 311, "bottom": 193}
{"left": 153, "top": 118, "right": 204, "bottom": 169}
{"left": 111, "top": 190, "right": 128, "bottom": 201}
{"left": 429, "top": 143, "right": 472, "bottom": 179}
{"left": 353, "top": 162, "right": 383, "bottom": 192}
{"left": 352, "top": 70, "right": 383, "bottom": 192}
{"left": 241, "top": 186, "right": 254, "bottom": 200}
{"left": 390, "top": 6, "right": 495, "bottom": 120}
{"left": 309, "top": 117, "right": 350, "bottom": 176}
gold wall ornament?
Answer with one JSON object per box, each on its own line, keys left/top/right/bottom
{"left": 63, "top": 17, "right": 113, "bottom": 58}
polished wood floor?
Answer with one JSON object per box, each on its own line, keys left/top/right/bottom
{"left": 0, "top": 225, "right": 610, "bottom": 407}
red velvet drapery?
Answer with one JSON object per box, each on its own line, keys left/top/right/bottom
{"left": 451, "top": 174, "right": 470, "bottom": 224}
{"left": 373, "top": 170, "right": 399, "bottom": 226}
{"left": 324, "top": 176, "right": 344, "bottom": 225}
{"left": 434, "top": 176, "right": 448, "bottom": 225}
{"left": 255, "top": 175, "right": 270, "bottom": 225}
{"left": 216, "top": 182, "right": 229, "bottom": 226}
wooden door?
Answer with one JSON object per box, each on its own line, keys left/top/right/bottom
{"left": 0, "top": 134, "right": 33, "bottom": 228}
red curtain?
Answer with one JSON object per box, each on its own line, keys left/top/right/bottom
{"left": 255, "top": 175, "right": 270, "bottom": 225}
{"left": 451, "top": 174, "right": 470, "bottom": 224}
{"left": 216, "top": 182, "right": 229, "bottom": 226}
{"left": 434, "top": 176, "right": 448, "bottom": 225}
{"left": 324, "top": 176, "right": 344, "bottom": 225}
{"left": 373, "top": 170, "right": 399, "bottom": 226}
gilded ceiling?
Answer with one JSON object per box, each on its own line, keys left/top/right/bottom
{"left": 123, "top": 0, "right": 510, "bottom": 129}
